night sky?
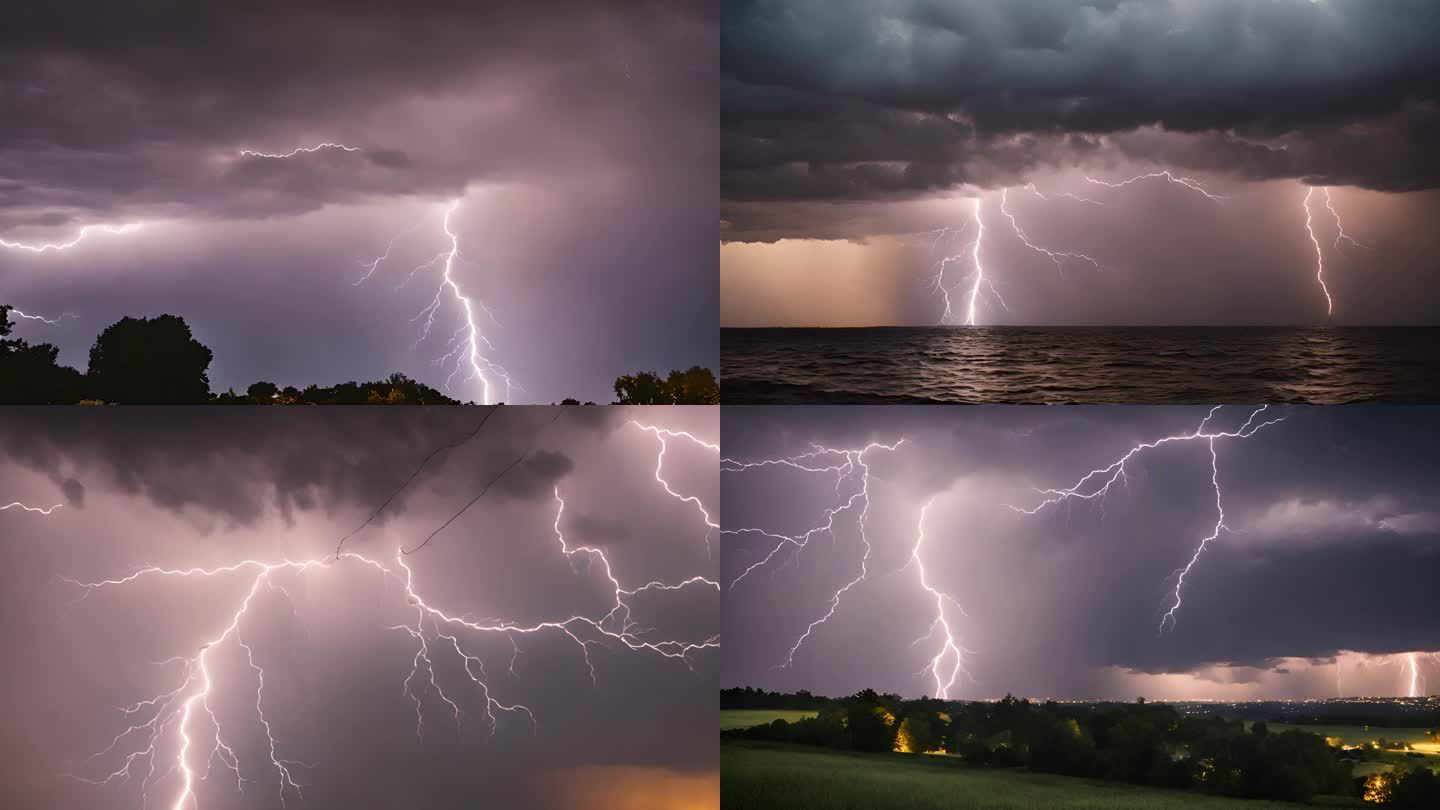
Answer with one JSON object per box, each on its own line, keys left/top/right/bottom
{"left": 720, "top": 1, "right": 1440, "bottom": 325}
{"left": 721, "top": 405, "right": 1440, "bottom": 701}
{"left": 0, "top": 406, "right": 718, "bottom": 809}
{"left": 0, "top": 1, "right": 717, "bottom": 403}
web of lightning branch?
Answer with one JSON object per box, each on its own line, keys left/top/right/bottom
{"left": 721, "top": 438, "right": 903, "bottom": 667}
{"left": 2, "top": 500, "right": 62, "bottom": 514}
{"left": 66, "top": 472, "right": 717, "bottom": 808}
{"left": 238, "top": 143, "right": 361, "bottom": 159}
{"left": 906, "top": 499, "right": 970, "bottom": 699}
{"left": 0, "top": 223, "right": 141, "bottom": 254}
{"left": 357, "top": 199, "right": 514, "bottom": 404}
{"left": 1009, "top": 406, "right": 1286, "bottom": 633}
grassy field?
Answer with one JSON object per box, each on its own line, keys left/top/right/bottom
{"left": 722, "top": 741, "right": 1357, "bottom": 809}
{"left": 721, "top": 709, "right": 819, "bottom": 730}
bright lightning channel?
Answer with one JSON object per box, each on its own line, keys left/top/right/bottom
{"left": 998, "top": 187, "right": 1101, "bottom": 274}
{"left": 0, "top": 223, "right": 141, "bottom": 254}
{"left": 722, "top": 438, "right": 903, "bottom": 667}
{"left": 906, "top": 499, "right": 969, "bottom": 699}
{"left": 66, "top": 437, "right": 717, "bottom": 809}
{"left": 1009, "top": 405, "right": 1286, "bottom": 633}
{"left": 2, "top": 501, "right": 62, "bottom": 514}
{"left": 8, "top": 308, "right": 75, "bottom": 325}
{"left": 1083, "top": 171, "right": 1226, "bottom": 200}
{"left": 1302, "top": 187, "right": 1335, "bottom": 316}
{"left": 238, "top": 143, "right": 361, "bottom": 160}
{"left": 358, "top": 198, "right": 514, "bottom": 404}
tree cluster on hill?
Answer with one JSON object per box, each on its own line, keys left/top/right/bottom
{"left": 1, "top": 306, "right": 718, "bottom": 404}
{"left": 723, "top": 689, "right": 1440, "bottom": 805}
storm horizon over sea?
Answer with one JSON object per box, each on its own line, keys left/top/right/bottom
{"left": 721, "top": 326, "right": 1440, "bottom": 404}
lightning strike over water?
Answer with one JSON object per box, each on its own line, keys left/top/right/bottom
{"left": 1010, "top": 405, "right": 1287, "bottom": 633}
{"left": 66, "top": 467, "right": 717, "bottom": 809}
{"left": 358, "top": 198, "right": 513, "bottom": 404}
{"left": 1302, "top": 187, "right": 1335, "bottom": 316}
{"left": 722, "top": 438, "right": 903, "bottom": 667}
{"left": 0, "top": 223, "right": 141, "bottom": 254}
{"left": 237, "top": 143, "right": 361, "bottom": 159}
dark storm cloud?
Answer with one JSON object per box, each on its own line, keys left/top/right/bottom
{"left": 1, "top": 1, "right": 717, "bottom": 402}
{"left": 722, "top": 0, "right": 1440, "bottom": 203}
{"left": 0, "top": 0, "right": 714, "bottom": 226}
{"left": 0, "top": 406, "right": 718, "bottom": 809}
{"left": 721, "top": 405, "right": 1440, "bottom": 699}
{"left": 0, "top": 406, "right": 610, "bottom": 527}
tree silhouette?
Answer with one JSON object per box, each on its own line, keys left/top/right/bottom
{"left": 88, "top": 315, "right": 214, "bottom": 403}
{"left": 0, "top": 305, "right": 85, "bottom": 403}
{"left": 613, "top": 366, "right": 719, "bottom": 404}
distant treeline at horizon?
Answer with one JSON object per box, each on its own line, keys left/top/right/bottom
{"left": 1, "top": 306, "right": 718, "bottom": 405}
{"left": 723, "top": 687, "right": 1440, "bottom": 806}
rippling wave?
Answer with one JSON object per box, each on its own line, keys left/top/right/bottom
{"left": 721, "top": 327, "right": 1440, "bottom": 404}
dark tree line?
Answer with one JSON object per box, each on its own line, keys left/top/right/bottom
{"left": 724, "top": 688, "right": 1440, "bottom": 806}
{"left": 1, "top": 307, "right": 718, "bottom": 404}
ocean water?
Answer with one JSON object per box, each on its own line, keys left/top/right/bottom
{"left": 721, "top": 327, "right": 1440, "bottom": 404}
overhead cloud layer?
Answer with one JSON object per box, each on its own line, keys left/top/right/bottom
{"left": 723, "top": 0, "right": 1440, "bottom": 202}
{"left": 720, "top": 1, "right": 1440, "bottom": 324}
{"left": 721, "top": 405, "right": 1440, "bottom": 699}
{"left": 0, "top": 406, "right": 719, "bottom": 809}
{"left": 2, "top": 1, "right": 717, "bottom": 402}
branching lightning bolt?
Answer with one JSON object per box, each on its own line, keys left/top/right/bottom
{"left": 1009, "top": 406, "right": 1287, "bottom": 633}
{"left": 1302, "top": 187, "right": 1335, "bottom": 316}
{"left": 998, "top": 187, "right": 1101, "bottom": 274}
{"left": 722, "top": 438, "right": 903, "bottom": 666}
{"left": 628, "top": 420, "right": 720, "bottom": 554}
{"left": 237, "top": 143, "right": 361, "bottom": 160}
{"left": 66, "top": 429, "right": 717, "bottom": 809}
{"left": 0, "top": 223, "right": 141, "bottom": 254}
{"left": 358, "top": 198, "right": 514, "bottom": 404}
{"left": 1084, "top": 171, "right": 1226, "bottom": 200}
{"left": 906, "top": 499, "right": 969, "bottom": 699}
{"left": 925, "top": 199, "right": 1007, "bottom": 326}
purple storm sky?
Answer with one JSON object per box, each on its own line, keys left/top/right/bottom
{"left": 721, "top": 0, "right": 1440, "bottom": 325}
{"left": 0, "top": 405, "right": 719, "bottom": 809}
{"left": 721, "top": 405, "right": 1440, "bottom": 700}
{"left": 0, "top": 1, "right": 718, "bottom": 403}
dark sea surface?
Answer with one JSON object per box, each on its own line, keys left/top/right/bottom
{"left": 721, "top": 327, "right": 1440, "bottom": 404}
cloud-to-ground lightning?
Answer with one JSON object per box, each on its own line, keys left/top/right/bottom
{"left": 0, "top": 223, "right": 141, "bottom": 254}
{"left": 906, "top": 499, "right": 969, "bottom": 699}
{"left": 2, "top": 500, "right": 62, "bottom": 514}
{"left": 926, "top": 199, "right": 1007, "bottom": 325}
{"left": 66, "top": 425, "right": 717, "bottom": 809}
{"left": 1010, "top": 406, "right": 1287, "bottom": 633}
{"left": 1302, "top": 187, "right": 1335, "bottom": 316}
{"left": 998, "top": 187, "right": 1101, "bottom": 274}
{"left": 237, "top": 143, "right": 361, "bottom": 160}
{"left": 357, "top": 198, "right": 514, "bottom": 404}
{"left": 722, "top": 438, "right": 903, "bottom": 667}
